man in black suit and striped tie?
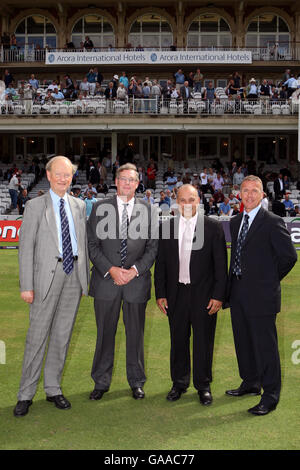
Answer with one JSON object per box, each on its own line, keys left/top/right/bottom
{"left": 87, "top": 163, "right": 158, "bottom": 401}
{"left": 226, "top": 175, "right": 297, "bottom": 415}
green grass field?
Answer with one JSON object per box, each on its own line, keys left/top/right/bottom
{"left": 0, "top": 249, "right": 299, "bottom": 450}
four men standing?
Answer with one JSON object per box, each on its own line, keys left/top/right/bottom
{"left": 14, "top": 160, "right": 297, "bottom": 417}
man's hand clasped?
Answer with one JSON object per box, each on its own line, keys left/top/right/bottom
{"left": 109, "top": 266, "right": 137, "bottom": 286}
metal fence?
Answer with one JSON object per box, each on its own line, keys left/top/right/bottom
{"left": 1, "top": 45, "right": 300, "bottom": 63}
{"left": 1, "top": 97, "right": 299, "bottom": 116}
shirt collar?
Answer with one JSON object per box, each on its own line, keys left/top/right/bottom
{"left": 180, "top": 211, "right": 198, "bottom": 225}
{"left": 50, "top": 188, "right": 68, "bottom": 205}
{"left": 243, "top": 203, "right": 261, "bottom": 221}
{"left": 117, "top": 195, "right": 135, "bottom": 208}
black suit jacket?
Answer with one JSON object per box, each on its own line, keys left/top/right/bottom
{"left": 104, "top": 87, "right": 117, "bottom": 99}
{"left": 227, "top": 208, "right": 297, "bottom": 315}
{"left": 154, "top": 215, "right": 228, "bottom": 314}
{"left": 274, "top": 178, "right": 285, "bottom": 197}
{"left": 180, "top": 86, "right": 192, "bottom": 100}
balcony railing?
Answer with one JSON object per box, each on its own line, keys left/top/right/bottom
{"left": 1, "top": 97, "right": 298, "bottom": 116}
{"left": 1, "top": 44, "right": 300, "bottom": 63}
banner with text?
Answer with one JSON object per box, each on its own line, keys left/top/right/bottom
{"left": 1, "top": 218, "right": 300, "bottom": 244}
{"left": 0, "top": 220, "right": 22, "bottom": 242}
{"left": 46, "top": 50, "right": 252, "bottom": 66}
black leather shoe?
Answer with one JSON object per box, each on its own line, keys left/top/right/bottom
{"left": 198, "top": 390, "right": 213, "bottom": 406}
{"left": 248, "top": 402, "right": 277, "bottom": 416}
{"left": 226, "top": 386, "right": 261, "bottom": 397}
{"left": 89, "top": 389, "right": 106, "bottom": 401}
{"left": 13, "top": 400, "right": 32, "bottom": 417}
{"left": 132, "top": 387, "right": 145, "bottom": 399}
{"left": 46, "top": 394, "right": 71, "bottom": 409}
{"left": 166, "top": 387, "right": 187, "bottom": 402}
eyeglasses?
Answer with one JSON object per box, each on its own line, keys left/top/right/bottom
{"left": 53, "top": 173, "right": 72, "bottom": 180}
{"left": 118, "top": 176, "right": 137, "bottom": 184}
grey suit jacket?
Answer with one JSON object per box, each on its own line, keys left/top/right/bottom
{"left": 19, "top": 191, "right": 90, "bottom": 300}
{"left": 87, "top": 195, "right": 158, "bottom": 303}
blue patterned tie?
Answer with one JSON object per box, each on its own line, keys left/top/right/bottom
{"left": 120, "top": 203, "right": 128, "bottom": 267}
{"left": 233, "top": 214, "right": 249, "bottom": 276}
{"left": 59, "top": 198, "right": 74, "bottom": 275}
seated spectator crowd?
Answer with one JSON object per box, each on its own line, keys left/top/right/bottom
{"left": 2, "top": 151, "right": 299, "bottom": 219}
{"left": 2, "top": 67, "right": 300, "bottom": 113}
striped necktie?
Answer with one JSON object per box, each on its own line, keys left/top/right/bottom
{"left": 120, "top": 203, "right": 128, "bottom": 267}
{"left": 232, "top": 214, "right": 249, "bottom": 276}
{"left": 60, "top": 198, "right": 74, "bottom": 275}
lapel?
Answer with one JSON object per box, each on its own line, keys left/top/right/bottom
{"left": 112, "top": 195, "right": 120, "bottom": 238}
{"left": 67, "top": 193, "right": 81, "bottom": 247}
{"left": 126, "top": 197, "right": 147, "bottom": 253}
{"left": 243, "top": 207, "right": 266, "bottom": 247}
{"left": 171, "top": 216, "right": 180, "bottom": 273}
{"left": 129, "top": 197, "right": 140, "bottom": 230}
{"left": 45, "top": 191, "right": 60, "bottom": 252}
{"left": 230, "top": 213, "right": 243, "bottom": 256}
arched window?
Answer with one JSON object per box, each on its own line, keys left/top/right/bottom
{"left": 15, "top": 15, "right": 57, "bottom": 49}
{"left": 128, "top": 14, "right": 173, "bottom": 49}
{"left": 246, "top": 14, "right": 290, "bottom": 50}
{"left": 187, "top": 14, "right": 232, "bottom": 48}
{"left": 71, "top": 15, "right": 114, "bottom": 48}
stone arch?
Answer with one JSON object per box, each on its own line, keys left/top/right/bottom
{"left": 125, "top": 7, "right": 176, "bottom": 41}
{"left": 184, "top": 8, "right": 235, "bottom": 36}
{"left": 10, "top": 9, "right": 59, "bottom": 35}
{"left": 67, "top": 8, "right": 117, "bottom": 42}
{"left": 244, "top": 7, "right": 294, "bottom": 36}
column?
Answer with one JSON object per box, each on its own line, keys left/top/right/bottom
{"left": 176, "top": 1, "right": 184, "bottom": 48}
{"left": 111, "top": 132, "right": 118, "bottom": 163}
{"left": 116, "top": 2, "right": 125, "bottom": 48}
{"left": 294, "top": 11, "right": 300, "bottom": 59}
{"left": 234, "top": 2, "right": 245, "bottom": 48}
{"left": 57, "top": 4, "right": 68, "bottom": 49}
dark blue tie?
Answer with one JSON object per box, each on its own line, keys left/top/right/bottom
{"left": 233, "top": 214, "right": 249, "bottom": 276}
{"left": 120, "top": 203, "right": 128, "bottom": 267}
{"left": 59, "top": 198, "right": 74, "bottom": 275}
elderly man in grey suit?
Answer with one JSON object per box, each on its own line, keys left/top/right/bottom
{"left": 14, "top": 156, "right": 89, "bottom": 417}
{"left": 87, "top": 163, "right": 158, "bottom": 400}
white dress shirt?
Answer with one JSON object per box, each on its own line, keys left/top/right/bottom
{"left": 238, "top": 203, "right": 262, "bottom": 237}
{"left": 116, "top": 195, "right": 135, "bottom": 222}
{"left": 49, "top": 188, "right": 78, "bottom": 257}
{"left": 178, "top": 212, "right": 198, "bottom": 284}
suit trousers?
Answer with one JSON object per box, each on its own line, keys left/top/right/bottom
{"left": 18, "top": 261, "right": 82, "bottom": 400}
{"left": 230, "top": 278, "right": 281, "bottom": 406}
{"left": 168, "top": 283, "right": 217, "bottom": 391}
{"left": 92, "top": 292, "right": 147, "bottom": 390}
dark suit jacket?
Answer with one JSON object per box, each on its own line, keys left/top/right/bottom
{"left": 180, "top": 86, "right": 192, "bottom": 100}
{"left": 89, "top": 167, "right": 100, "bottom": 185}
{"left": 154, "top": 215, "right": 228, "bottom": 314}
{"left": 87, "top": 195, "right": 158, "bottom": 303}
{"left": 274, "top": 178, "right": 285, "bottom": 198}
{"left": 104, "top": 87, "right": 117, "bottom": 100}
{"left": 227, "top": 208, "right": 297, "bottom": 315}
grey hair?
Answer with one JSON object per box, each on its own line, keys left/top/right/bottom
{"left": 116, "top": 163, "right": 139, "bottom": 181}
{"left": 240, "top": 175, "right": 263, "bottom": 191}
{"left": 45, "top": 156, "right": 77, "bottom": 175}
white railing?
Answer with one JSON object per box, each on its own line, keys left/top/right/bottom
{"left": 0, "top": 97, "right": 298, "bottom": 116}
{"left": 1, "top": 45, "right": 300, "bottom": 63}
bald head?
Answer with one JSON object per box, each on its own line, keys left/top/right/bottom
{"left": 177, "top": 184, "right": 200, "bottom": 219}
{"left": 177, "top": 184, "right": 199, "bottom": 199}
